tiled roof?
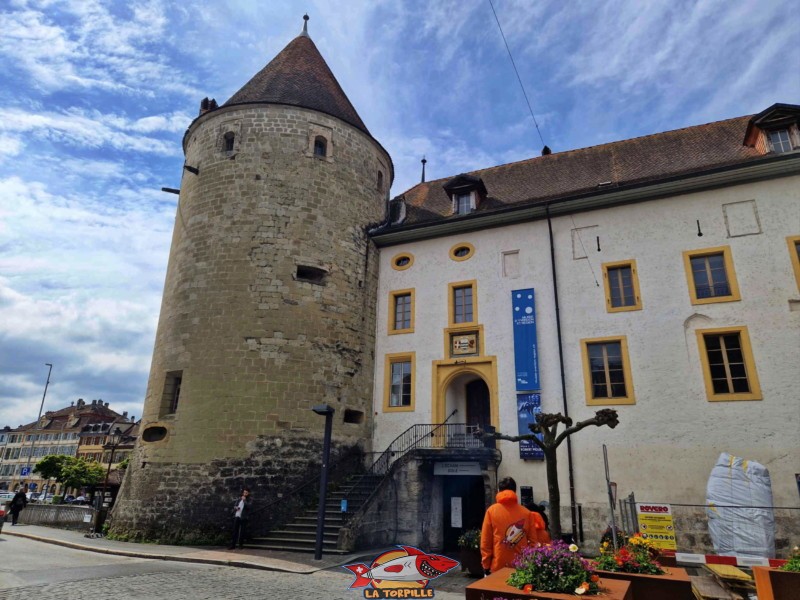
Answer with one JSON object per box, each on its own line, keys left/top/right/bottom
{"left": 223, "top": 33, "right": 369, "bottom": 135}
{"left": 395, "top": 115, "right": 766, "bottom": 225}
{"left": 6, "top": 402, "right": 123, "bottom": 431}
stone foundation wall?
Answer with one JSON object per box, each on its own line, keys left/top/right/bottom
{"left": 563, "top": 503, "right": 799, "bottom": 558}
{"left": 110, "top": 433, "right": 363, "bottom": 544}
{"left": 342, "top": 450, "right": 499, "bottom": 553}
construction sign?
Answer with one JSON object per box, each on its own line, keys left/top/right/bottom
{"left": 635, "top": 503, "right": 677, "bottom": 550}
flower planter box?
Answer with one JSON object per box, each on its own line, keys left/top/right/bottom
{"left": 460, "top": 548, "right": 484, "bottom": 577}
{"left": 594, "top": 568, "right": 692, "bottom": 600}
{"left": 465, "top": 567, "right": 633, "bottom": 600}
{"left": 752, "top": 565, "right": 800, "bottom": 600}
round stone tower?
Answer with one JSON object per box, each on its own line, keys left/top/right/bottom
{"left": 112, "top": 19, "right": 393, "bottom": 542}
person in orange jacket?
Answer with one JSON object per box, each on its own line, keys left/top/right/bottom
{"left": 480, "top": 477, "right": 550, "bottom": 575}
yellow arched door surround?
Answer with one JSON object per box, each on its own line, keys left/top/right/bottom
{"left": 432, "top": 356, "right": 499, "bottom": 428}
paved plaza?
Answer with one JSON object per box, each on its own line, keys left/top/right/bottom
{"left": 0, "top": 528, "right": 470, "bottom": 599}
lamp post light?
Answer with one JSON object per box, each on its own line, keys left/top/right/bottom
{"left": 102, "top": 428, "right": 125, "bottom": 502}
{"left": 312, "top": 404, "right": 335, "bottom": 560}
{"left": 23, "top": 363, "right": 53, "bottom": 491}
{"left": 93, "top": 427, "right": 125, "bottom": 534}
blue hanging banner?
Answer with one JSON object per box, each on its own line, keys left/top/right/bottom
{"left": 512, "top": 289, "right": 540, "bottom": 391}
{"left": 517, "top": 393, "right": 544, "bottom": 460}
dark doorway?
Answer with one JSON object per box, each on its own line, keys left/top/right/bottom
{"left": 442, "top": 474, "right": 486, "bottom": 551}
{"left": 466, "top": 379, "right": 490, "bottom": 428}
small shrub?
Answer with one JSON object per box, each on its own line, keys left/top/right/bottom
{"left": 457, "top": 529, "right": 481, "bottom": 551}
{"left": 594, "top": 533, "right": 665, "bottom": 575}
{"left": 781, "top": 545, "right": 800, "bottom": 572}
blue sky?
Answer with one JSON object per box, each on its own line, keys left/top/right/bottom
{"left": 1, "top": 0, "right": 798, "bottom": 427}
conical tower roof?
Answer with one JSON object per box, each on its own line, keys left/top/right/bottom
{"left": 223, "top": 24, "right": 370, "bottom": 135}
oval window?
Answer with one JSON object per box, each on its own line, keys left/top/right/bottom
{"left": 391, "top": 253, "right": 414, "bottom": 271}
{"left": 142, "top": 426, "right": 168, "bottom": 443}
{"left": 449, "top": 242, "right": 475, "bottom": 261}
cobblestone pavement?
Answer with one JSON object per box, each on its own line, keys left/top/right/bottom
{"left": 1, "top": 535, "right": 473, "bottom": 600}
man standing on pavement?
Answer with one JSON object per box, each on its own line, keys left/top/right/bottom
{"left": 10, "top": 486, "right": 28, "bottom": 525}
{"left": 228, "top": 488, "right": 251, "bottom": 550}
{"left": 480, "top": 477, "right": 550, "bottom": 575}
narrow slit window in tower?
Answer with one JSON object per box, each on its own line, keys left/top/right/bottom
{"left": 296, "top": 265, "right": 327, "bottom": 285}
{"left": 224, "top": 132, "right": 235, "bottom": 152}
{"left": 314, "top": 136, "right": 327, "bottom": 157}
{"left": 161, "top": 371, "right": 183, "bottom": 415}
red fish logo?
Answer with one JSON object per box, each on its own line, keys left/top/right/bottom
{"left": 343, "top": 545, "right": 459, "bottom": 592}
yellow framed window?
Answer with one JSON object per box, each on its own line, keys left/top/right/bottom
{"left": 449, "top": 242, "right": 475, "bottom": 261}
{"left": 602, "top": 260, "right": 642, "bottom": 312}
{"left": 682, "top": 246, "right": 741, "bottom": 305}
{"left": 787, "top": 235, "right": 800, "bottom": 292}
{"left": 384, "top": 352, "right": 415, "bottom": 412}
{"left": 388, "top": 289, "right": 414, "bottom": 334}
{"left": 696, "top": 327, "right": 761, "bottom": 401}
{"left": 449, "top": 280, "right": 477, "bottom": 325}
{"left": 391, "top": 252, "right": 414, "bottom": 271}
{"left": 581, "top": 336, "right": 635, "bottom": 405}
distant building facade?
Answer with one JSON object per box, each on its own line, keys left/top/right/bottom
{"left": 0, "top": 399, "right": 133, "bottom": 494}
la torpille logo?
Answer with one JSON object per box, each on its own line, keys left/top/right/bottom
{"left": 343, "top": 545, "right": 459, "bottom": 598}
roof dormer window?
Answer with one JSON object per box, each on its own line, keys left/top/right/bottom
{"left": 455, "top": 192, "right": 472, "bottom": 215}
{"left": 743, "top": 103, "right": 800, "bottom": 154}
{"left": 768, "top": 129, "right": 792, "bottom": 153}
{"left": 442, "top": 173, "right": 487, "bottom": 217}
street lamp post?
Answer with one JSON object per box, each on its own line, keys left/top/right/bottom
{"left": 91, "top": 427, "right": 124, "bottom": 534}
{"left": 101, "top": 428, "right": 125, "bottom": 504}
{"left": 23, "top": 363, "right": 53, "bottom": 491}
{"left": 312, "top": 404, "right": 335, "bottom": 561}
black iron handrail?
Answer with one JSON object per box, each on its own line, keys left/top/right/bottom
{"left": 341, "top": 412, "right": 486, "bottom": 509}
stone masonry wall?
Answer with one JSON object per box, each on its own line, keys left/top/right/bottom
{"left": 110, "top": 432, "right": 363, "bottom": 544}
{"left": 566, "top": 504, "right": 799, "bottom": 558}
{"left": 113, "top": 101, "right": 391, "bottom": 540}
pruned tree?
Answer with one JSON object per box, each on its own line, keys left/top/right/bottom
{"left": 59, "top": 457, "right": 105, "bottom": 492}
{"left": 478, "top": 409, "right": 619, "bottom": 540}
{"left": 34, "top": 455, "right": 70, "bottom": 481}
{"left": 34, "top": 454, "right": 72, "bottom": 499}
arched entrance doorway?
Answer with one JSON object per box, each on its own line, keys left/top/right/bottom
{"left": 435, "top": 358, "right": 498, "bottom": 429}
{"left": 439, "top": 370, "right": 494, "bottom": 550}
{"left": 465, "top": 379, "right": 491, "bottom": 429}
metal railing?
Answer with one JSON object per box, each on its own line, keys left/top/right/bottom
{"left": 342, "top": 415, "right": 485, "bottom": 508}
{"left": 617, "top": 492, "right": 799, "bottom": 557}
{"left": 17, "top": 503, "right": 94, "bottom": 530}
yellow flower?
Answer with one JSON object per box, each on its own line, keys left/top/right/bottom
{"left": 569, "top": 544, "right": 579, "bottom": 552}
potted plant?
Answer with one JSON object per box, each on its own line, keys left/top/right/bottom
{"left": 593, "top": 534, "right": 692, "bottom": 600}
{"left": 465, "top": 541, "right": 633, "bottom": 599}
{"left": 753, "top": 545, "right": 800, "bottom": 600}
{"left": 458, "top": 529, "right": 483, "bottom": 577}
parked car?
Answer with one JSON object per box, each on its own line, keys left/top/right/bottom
{"left": 28, "top": 492, "right": 53, "bottom": 503}
{"left": 0, "top": 491, "right": 15, "bottom": 503}
{"left": 63, "top": 494, "right": 76, "bottom": 504}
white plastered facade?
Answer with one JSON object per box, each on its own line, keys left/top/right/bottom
{"left": 372, "top": 175, "right": 800, "bottom": 510}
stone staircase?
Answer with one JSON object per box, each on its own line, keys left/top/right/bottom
{"left": 245, "top": 473, "right": 384, "bottom": 553}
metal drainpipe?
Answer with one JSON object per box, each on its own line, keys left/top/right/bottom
{"left": 546, "top": 204, "right": 578, "bottom": 542}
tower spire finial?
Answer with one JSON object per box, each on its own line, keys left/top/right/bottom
{"left": 301, "top": 14, "right": 310, "bottom": 37}
{"left": 421, "top": 156, "right": 427, "bottom": 183}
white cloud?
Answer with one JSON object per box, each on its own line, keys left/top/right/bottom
{"left": 0, "top": 0, "right": 200, "bottom": 97}
{"left": 0, "top": 107, "right": 188, "bottom": 155}
{"left": 0, "top": 134, "right": 23, "bottom": 158}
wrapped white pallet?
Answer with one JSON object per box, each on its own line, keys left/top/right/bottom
{"left": 706, "top": 452, "right": 775, "bottom": 558}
